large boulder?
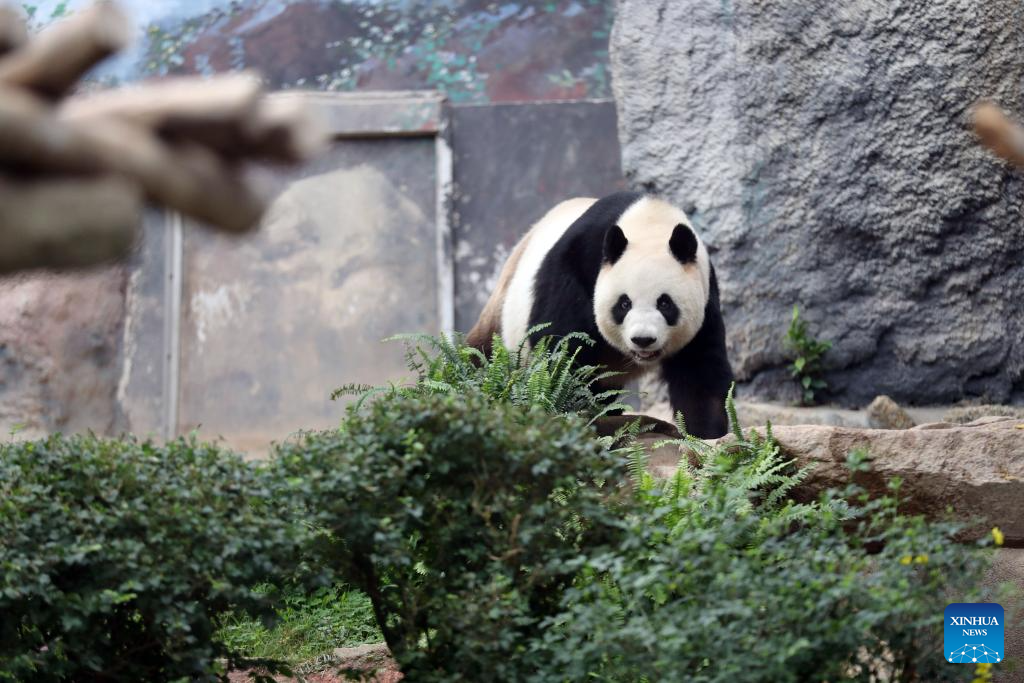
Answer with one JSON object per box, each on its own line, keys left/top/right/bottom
{"left": 611, "top": 0, "right": 1024, "bottom": 406}
{"left": 765, "top": 417, "right": 1024, "bottom": 544}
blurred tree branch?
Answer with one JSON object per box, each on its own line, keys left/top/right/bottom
{"left": 0, "top": 1, "right": 329, "bottom": 274}
{"left": 973, "top": 101, "right": 1024, "bottom": 168}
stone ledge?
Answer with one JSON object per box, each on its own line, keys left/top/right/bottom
{"left": 638, "top": 416, "right": 1024, "bottom": 545}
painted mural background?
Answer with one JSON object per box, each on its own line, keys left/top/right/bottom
{"left": 24, "top": 0, "right": 613, "bottom": 103}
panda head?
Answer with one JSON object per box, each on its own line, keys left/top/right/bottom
{"left": 593, "top": 197, "right": 711, "bottom": 366}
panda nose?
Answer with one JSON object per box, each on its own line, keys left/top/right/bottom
{"left": 631, "top": 336, "right": 656, "bottom": 348}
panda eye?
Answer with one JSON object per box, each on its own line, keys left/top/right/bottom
{"left": 612, "top": 295, "right": 632, "bottom": 324}
{"left": 656, "top": 294, "right": 680, "bottom": 325}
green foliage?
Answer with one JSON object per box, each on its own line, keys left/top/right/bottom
{"left": 333, "top": 327, "right": 629, "bottom": 424}
{"left": 0, "top": 434, "right": 313, "bottom": 682}
{"left": 216, "top": 582, "right": 380, "bottom": 667}
{"left": 784, "top": 304, "right": 833, "bottom": 405}
{"left": 272, "top": 391, "right": 629, "bottom": 682}
{"left": 539, "top": 422, "right": 994, "bottom": 682}
{"left": 0, "top": 336, "right": 998, "bottom": 682}
{"left": 284, "top": 341, "right": 995, "bottom": 681}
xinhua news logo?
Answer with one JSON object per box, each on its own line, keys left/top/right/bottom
{"left": 945, "top": 603, "right": 1004, "bottom": 664}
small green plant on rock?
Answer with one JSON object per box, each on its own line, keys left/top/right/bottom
{"left": 785, "top": 304, "right": 832, "bottom": 405}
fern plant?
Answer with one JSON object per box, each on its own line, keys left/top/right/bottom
{"left": 633, "top": 385, "right": 829, "bottom": 536}
{"left": 784, "top": 304, "right": 833, "bottom": 405}
{"left": 332, "top": 325, "right": 631, "bottom": 425}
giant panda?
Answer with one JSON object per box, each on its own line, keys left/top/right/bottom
{"left": 466, "top": 191, "right": 733, "bottom": 438}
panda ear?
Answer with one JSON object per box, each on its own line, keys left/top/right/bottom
{"left": 603, "top": 225, "right": 628, "bottom": 264}
{"left": 669, "top": 223, "right": 698, "bottom": 264}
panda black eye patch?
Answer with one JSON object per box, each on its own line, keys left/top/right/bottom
{"left": 657, "top": 293, "right": 680, "bottom": 325}
{"left": 612, "top": 294, "right": 632, "bottom": 324}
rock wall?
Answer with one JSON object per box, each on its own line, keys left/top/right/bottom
{"left": 0, "top": 268, "right": 128, "bottom": 438}
{"left": 612, "top": 0, "right": 1024, "bottom": 406}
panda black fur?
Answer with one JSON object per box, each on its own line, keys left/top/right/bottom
{"left": 467, "top": 191, "right": 733, "bottom": 439}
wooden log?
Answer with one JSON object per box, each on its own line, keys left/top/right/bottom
{"left": 75, "top": 119, "right": 269, "bottom": 233}
{"left": 61, "top": 76, "right": 330, "bottom": 164}
{"left": 0, "top": 86, "right": 266, "bottom": 233}
{"left": 0, "top": 0, "right": 131, "bottom": 100}
{"left": 161, "top": 141, "right": 269, "bottom": 233}
{"left": 243, "top": 95, "right": 331, "bottom": 163}
{"left": 0, "top": 175, "right": 141, "bottom": 273}
{"left": 973, "top": 101, "right": 1024, "bottom": 168}
{"left": 59, "top": 72, "right": 265, "bottom": 144}
{"left": 0, "top": 84, "right": 108, "bottom": 174}
{"left": 0, "top": 5, "right": 27, "bottom": 57}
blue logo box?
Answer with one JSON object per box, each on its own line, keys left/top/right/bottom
{"left": 945, "top": 603, "right": 1004, "bottom": 664}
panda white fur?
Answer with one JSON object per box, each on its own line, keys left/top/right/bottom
{"left": 467, "top": 191, "right": 732, "bottom": 438}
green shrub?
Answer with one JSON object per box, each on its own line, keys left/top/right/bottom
{"left": 272, "top": 391, "right": 629, "bottom": 682}
{"left": 0, "top": 434, "right": 312, "bottom": 682}
{"left": 784, "top": 304, "right": 832, "bottom": 405}
{"left": 539, "top": 421, "right": 995, "bottom": 682}
{"left": 332, "top": 327, "right": 629, "bottom": 423}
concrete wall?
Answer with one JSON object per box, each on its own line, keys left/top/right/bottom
{"left": 451, "top": 100, "right": 623, "bottom": 331}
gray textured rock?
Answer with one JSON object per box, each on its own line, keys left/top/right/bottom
{"left": 731, "top": 401, "right": 863, "bottom": 428}
{"left": 612, "top": 0, "right": 1024, "bottom": 407}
